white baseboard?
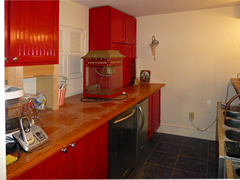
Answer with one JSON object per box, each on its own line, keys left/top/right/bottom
{"left": 157, "top": 123, "right": 217, "bottom": 141}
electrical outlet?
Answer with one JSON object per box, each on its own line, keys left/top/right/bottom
{"left": 189, "top": 112, "right": 194, "bottom": 121}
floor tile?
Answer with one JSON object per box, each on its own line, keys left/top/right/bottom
{"left": 180, "top": 144, "right": 208, "bottom": 160}
{"left": 209, "top": 140, "right": 218, "bottom": 154}
{"left": 136, "top": 163, "right": 173, "bottom": 179}
{"left": 131, "top": 133, "right": 219, "bottom": 179}
{"left": 172, "top": 169, "right": 206, "bottom": 179}
{"left": 146, "top": 137, "right": 160, "bottom": 150}
{"left": 160, "top": 133, "right": 185, "bottom": 145}
{"left": 148, "top": 151, "right": 178, "bottom": 168}
{"left": 208, "top": 140, "right": 219, "bottom": 162}
{"left": 154, "top": 141, "right": 182, "bottom": 155}
{"left": 128, "top": 161, "right": 145, "bottom": 178}
{"left": 138, "top": 146, "right": 153, "bottom": 162}
{"left": 150, "top": 132, "right": 162, "bottom": 141}
{"left": 183, "top": 136, "right": 209, "bottom": 149}
{"left": 207, "top": 160, "right": 218, "bottom": 178}
{"left": 175, "top": 156, "right": 207, "bottom": 175}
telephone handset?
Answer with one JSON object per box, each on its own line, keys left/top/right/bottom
{"left": 13, "top": 117, "right": 49, "bottom": 152}
{"left": 20, "top": 117, "right": 35, "bottom": 146}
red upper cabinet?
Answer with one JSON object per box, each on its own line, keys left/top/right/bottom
{"left": 5, "top": 0, "right": 59, "bottom": 67}
{"left": 110, "top": 8, "right": 136, "bottom": 45}
{"left": 110, "top": 8, "right": 126, "bottom": 44}
{"left": 89, "top": 6, "right": 136, "bottom": 50}
{"left": 4, "top": 0, "right": 9, "bottom": 62}
{"left": 125, "top": 15, "right": 137, "bottom": 45}
{"left": 89, "top": 6, "right": 137, "bottom": 86}
{"left": 110, "top": 43, "right": 136, "bottom": 86}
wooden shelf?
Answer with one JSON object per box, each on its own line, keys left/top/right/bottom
{"left": 5, "top": 65, "right": 59, "bottom": 110}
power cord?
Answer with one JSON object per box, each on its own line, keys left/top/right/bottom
{"left": 225, "top": 82, "right": 232, "bottom": 104}
{"left": 80, "top": 93, "right": 128, "bottom": 102}
{"left": 190, "top": 118, "right": 216, "bottom": 132}
{"left": 192, "top": 72, "right": 240, "bottom": 131}
{"left": 237, "top": 73, "right": 240, "bottom": 79}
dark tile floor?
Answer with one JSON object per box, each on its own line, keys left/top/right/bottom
{"left": 128, "top": 132, "right": 219, "bottom": 179}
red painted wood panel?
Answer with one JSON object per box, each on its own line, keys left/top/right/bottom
{"left": 4, "top": 0, "right": 9, "bottom": 61}
{"left": 152, "top": 90, "right": 161, "bottom": 132}
{"left": 15, "top": 123, "right": 108, "bottom": 179}
{"left": 110, "top": 43, "right": 135, "bottom": 86}
{"left": 67, "top": 123, "right": 108, "bottom": 179}
{"left": 89, "top": 6, "right": 110, "bottom": 50}
{"left": 125, "top": 15, "right": 136, "bottom": 45}
{"left": 15, "top": 151, "right": 67, "bottom": 179}
{"left": 89, "top": 6, "right": 136, "bottom": 87}
{"left": 5, "top": 0, "right": 59, "bottom": 66}
{"left": 148, "top": 90, "right": 161, "bottom": 140}
{"left": 110, "top": 8, "right": 125, "bottom": 43}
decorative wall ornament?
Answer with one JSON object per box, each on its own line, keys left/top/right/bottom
{"left": 140, "top": 70, "right": 151, "bottom": 82}
{"left": 150, "top": 35, "right": 159, "bottom": 60}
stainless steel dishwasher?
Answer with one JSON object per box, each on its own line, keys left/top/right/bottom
{"left": 109, "top": 105, "right": 137, "bottom": 179}
{"left": 136, "top": 98, "right": 148, "bottom": 162}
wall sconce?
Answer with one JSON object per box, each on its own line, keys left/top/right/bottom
{"left": 150, "top": 35, "right": 159, "bottom": 60}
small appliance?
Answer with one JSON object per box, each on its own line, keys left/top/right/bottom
{"left": 82, "top": 50, "right": 125, "bottom": 99}
{"left": 5, "top": 86, "right": 27, "bottom": 135}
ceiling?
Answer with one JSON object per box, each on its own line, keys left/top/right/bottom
{"left": 73, "top": 0, "right": 240, "bottom": 17}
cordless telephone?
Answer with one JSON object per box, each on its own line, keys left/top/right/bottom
{"left": 20, "top": 117, "right": 35, "bottom": 146}
{"left": 13, "top": 117, "right": 48, "bottom": 151}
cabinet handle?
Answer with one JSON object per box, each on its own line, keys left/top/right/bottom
{"left": 61, "top": 148, "right": 68, "bottom": 153}
{"left": 114, "top": 109, "right": 136, "bottom": 124}
{"left": 70, "top": 143, "right": 75, "bottom": 148}
{"left": 12, "top": 57, "right": 19, "bottom": 61}
{"left": 138, "top": 106, "right": 144, "bottom": 131}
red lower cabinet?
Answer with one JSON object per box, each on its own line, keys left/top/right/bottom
{"left": 16, "top": 151, "right": 67, "bottom": 179}
{"left": 67, "top": 123, "right": 108, "bottom": 179}
{"left": 148, "top": 90, "right": 161, "bottom": 140}
{"left": 15, "top": 123, "right": 108, "bottom": 179}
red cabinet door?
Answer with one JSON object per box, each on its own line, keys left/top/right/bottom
{"left": 67, "top": 123, "right": 108, "bottom": 179}
{"left": 5, "top": 0, "right": 59, "bottom": 67}
{"left": 90, "top": 6, "right": 136, "bottom": 87}
{"left": 110, "top": 43, "right": 135, "bottom": 86}
{"left": 148, "top": 90, "right": 161, "bottom": 140}
{"left": 5, "top": 0, "right": 9, "bottom": 62}
{"left": 15, "top": 151, "right": 67, "bottom": 179}
{"left": 15, "top": 123, "right": 108, "bottom": 179}
{"left": 89, "top": 6, "right": 110, "bottom": 50}
{"left": 125, "top": 15, "right": 136, "bottom": 45}
{"left": 110, "top": 8, "right": 125, "bottom": 44}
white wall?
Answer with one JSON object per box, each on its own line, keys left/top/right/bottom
{"left": 24, "top": 0, "right": 89, "bottom": 97}
{"left": 59, "top": 0, "right": 88, "bottom": 97}
{"left": 137, "top": 6, "right": 240, "bottom": 140}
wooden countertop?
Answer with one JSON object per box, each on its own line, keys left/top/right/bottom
{"left": 7, "top": 83, "right": 165, "bottom": 179}
{"left": 231, "top": 78, "right": 240, "bottom": 94}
